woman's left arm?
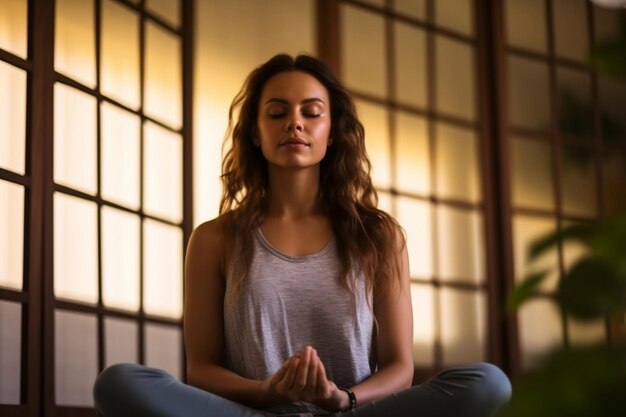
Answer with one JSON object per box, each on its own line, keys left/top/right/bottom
{"left": 351, "top": 226, "right": 414, "bottom": 405}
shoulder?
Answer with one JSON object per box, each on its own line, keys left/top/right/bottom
{"left": 187, "top": 213, "right": 236, "bottom": 273}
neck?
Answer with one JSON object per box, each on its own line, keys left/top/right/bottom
{"left": 266, "top": 166, "right": 323, "bottom": 219}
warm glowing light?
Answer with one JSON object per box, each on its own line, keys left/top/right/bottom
{"left": 146, "top": 0, "right": 180, "bottom": 27}
{"left": 435, "top": 123, "right": 481, "bottom": 202}
{"left": 0, "top": 61, "right": 26, "bottom": 175}
{"left": 143, "top": 122, "right": 183, "bottom": 223}
{"left": 101, "top": 102, "right": 141, "bottom": 210}
{"left": 436, "top": 36, "right": 475, "bottom": 120}
{"left": 55, "top": 0, "right": 96, "bottom": 88}
{"left": 101, "top": 0, "right": 140, "bottom": 110}
{"left": 396, "top": 197, "right": 433, "bottom": 278}
{"left": 0, "top": 180, "right": 24, "bottom": 290}
{"left": 101, "top": 206, "right": 140, "bottom": 312}
{"left": 0, "top": 0, "right": 27, "bottom": 58}
{"left": 54, "top": 83, "right": 97, "bottom": 195}
{"left": 394, "top": 23, "right": 427, "bottom": 108}
{"left": 437, "top": 206, "right": 484, "bottom": 283}
{"left": 440, "top": 289, "right": 486, "bottom": 365}
{"left": 410, "top": 283, "right": 435, "bottom": 366}
{"left": 395, "top": 112, "right": 430, "bottom": 195}
{"left": 143, "top": 219, "right": 183, "bottom": 319}
{"left": 53, "top": 193, "right": 98, "bottom": 304}
{"left": 341, "top": 4, "right": 387, "bottom": 97}
{"left": 356, "top": 100, "right": 391, "bottom": 189}
{"left": 510, "top": 137, "right": 555, "bottom": 210}
{"left": 145, "top": 21, "right": 182, "bottom": 129}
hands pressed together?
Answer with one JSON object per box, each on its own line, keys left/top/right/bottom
{"left": 262, "top": 346, "right": 350, "bottom": 412}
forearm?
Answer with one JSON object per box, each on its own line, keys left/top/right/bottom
{"left": 187, "top": 363, "right": 277, "bottom": 409}
{"left": 351, "top": 361, "right": 413, "bottom": 406}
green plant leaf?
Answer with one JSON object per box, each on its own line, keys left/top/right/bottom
{"left": 527, "top": 223, "right": 594, "bottom": 262}
{"left": 506, "top": 271, "right": 549, "bottom": 314}
{"left": 559, "top": 258, "right": 626, "bottom": 321}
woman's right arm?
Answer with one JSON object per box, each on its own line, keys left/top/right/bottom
{"left": 184, "top": 218, "right": 275, "bottom": 408}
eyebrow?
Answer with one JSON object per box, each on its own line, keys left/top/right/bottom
{"left": 264, "top": 97, "right": 326, "bottom": 106}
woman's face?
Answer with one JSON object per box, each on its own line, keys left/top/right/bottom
{"left": 256, "top": 70, "right": 332, "bottom": 170}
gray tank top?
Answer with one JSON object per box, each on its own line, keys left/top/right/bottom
{"left": 223, "top": 228, "right": 375, "bottom": 414}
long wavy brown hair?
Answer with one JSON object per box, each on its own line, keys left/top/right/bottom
{"left": 220, "top": 54, "right": 404, "bottom": 302}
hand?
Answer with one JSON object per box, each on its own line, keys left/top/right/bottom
{"left": 262, "top": 346, "right": 349, "bottom": 411}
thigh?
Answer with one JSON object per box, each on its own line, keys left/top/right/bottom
{"left": 94, "top": 363, "right": 273, "bottom": 417}
{"left": 338, "top": 363, "right": 511, "bottom": 417}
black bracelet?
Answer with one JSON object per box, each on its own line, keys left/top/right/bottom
{"left": 338, "top": 387, "right": 357, "bottom": 411}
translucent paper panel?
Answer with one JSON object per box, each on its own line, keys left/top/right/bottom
{"left": 435, "top": 36, "right": 475, "bottom": 120}
{"left": 143, "top": 219, "right": 183, "bottom": 318}
{"left": 0, "top": 180, "right": 24, "bottom": 290}
{"left": 508, "top": 57, "right": 550, "bottom": 130}
{"left": 394, "top": 23, "right": 426, "bottom": 108}
{"left": 101, "top": 0, "right": 140, "bottom": 109}
{"left": 0, "top": 61, "right": 26, "bottom": 174}
{"left": 435, "top": 0, "right": 473, "bottom": 36}
{"left": 395, "top": 112, "right": 430, "bottom": 194}
{"left": 598, "top": 77, "right": 626, "bottom": 143}
{"left": 410, "top": 283, "right": 435, "bottom": 366}
{"left": 440, "top": 289, "right": 486, "bottom": 365}
{"left": 55, "top": 310, "right": 98, "bottom": 406}
{"left": 146, "top": 0, "right": 181, "bottom": 28}
{"left": 437, "top": 206, "right": 484, "bottom": 284}
{"left": 560, "top": 145, "right": 597, "bottom": 217}
{"left": 552, "top": 0, "right": 589, "bottom": 62}
{"left": 396, "top": 197, "right": 433, "bottom": 278}
{"left": 0, "top": 0, "right": 27, "bottom": 58}
{"left": 145, "top": 324, "right": 182, "bottom": 379}
{"left": 341, "top": 5, "right": 386, "bottom": 97}
{"left": 603, "top": 150, "right": 626, "bottom": 216}
{"left": 105, "top": 317, "right": 138, "bottom": 366}
{"left": 145, "top": 22, "right": 182, "bottom": 129}
{"left": 511, "top": 137, "right": 554, "bottom": 210}
{"left": 101, "top": 206, "right": 140, "bottom": 311}
{"left": 512, "top": 215, "right": 559, "bottom": 291}
{"left": 435, "top": 124, "right": 481, "bottom": 202}
{"left": 394, "top": 0, "right": 426, "bottom": 19}
{"left": 54, "top": 193, "right": 98, "bottom": 304}
{"left": 0, "top": 301, "right": 21, "bottom": 404}
{"left": 505, "top": 0, "right": 547, "bottom": 52}
{"left": 557, "top": 67, "right": 593, "bottom": 140}
{"left": 567, "top": 316, "right": 606, "bottom": 346}
{"left": 54, "top": 83, "right": 97, "bottom": 195}
{"left": 143, "top": 122, "right": 183, "bottom": 223}
{"left": 101, "top": 102, "right": 140, "bottom": 209}
{"left": 55, "top": 0, "right": 96, "bottom": 87}
{"left": 517, "top": 299, "right": 563, "bottom": 370}
{"left": 356, "top": 100, "right": 391, "bottom": 188}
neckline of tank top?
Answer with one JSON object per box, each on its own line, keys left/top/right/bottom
{"left": 255, "top": 227, "right": 336, "bottom": 263}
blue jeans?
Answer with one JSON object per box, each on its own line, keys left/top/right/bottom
{"left": 93, "top": 362, "right": 511, "bottom": 417}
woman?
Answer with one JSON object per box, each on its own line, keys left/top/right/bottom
{"left": 94, "top": 54, "right": 511, "bottom": 417}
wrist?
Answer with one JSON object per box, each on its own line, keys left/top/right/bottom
{"left": 337, "top": 387, "right": 357, "bottom": 412}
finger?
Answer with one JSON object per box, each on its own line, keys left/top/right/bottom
{"left": 316, "top": 357, "right": 329, "bottom": 395}
{"left": 278, "top": 356, "right": 299, "bottom": 391}
{"left": 306, "top": 349, "right": 318, "bottom": 389}
{"left": 294, "top": 347, "right": 312, "bottom": 391}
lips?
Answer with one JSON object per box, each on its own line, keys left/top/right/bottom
{"left": 280, "top": 137, "right": 309, "bottom": 146}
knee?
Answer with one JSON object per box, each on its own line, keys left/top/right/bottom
{"left": 474, "top": 362, "right": 512, "bottom": 408}
{"left": 93, "top": 363, "right": 136, "bottom": 405}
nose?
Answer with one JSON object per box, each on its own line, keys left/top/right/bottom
{"left": 285, "top": 114, "right": 304, "bottom": 132}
